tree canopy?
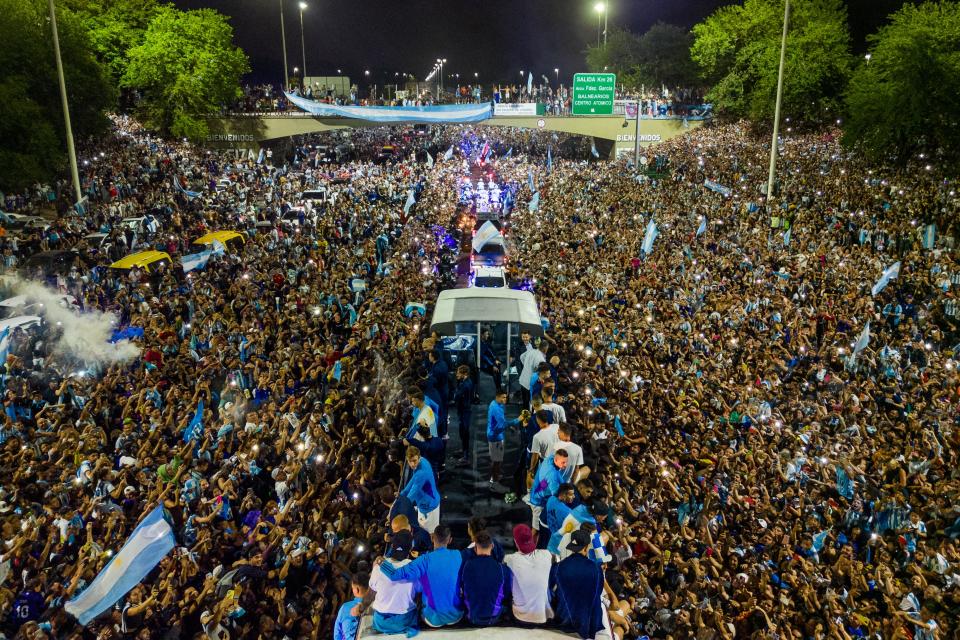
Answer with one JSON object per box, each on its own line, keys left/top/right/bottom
{"left": 0, "top": 0, "right": 114, "bottom": 192}
{"left": 122, "top": 7, "right": 250, "bottom": 141}
{"left": 64, "top": 0, "right": 163, "bottom": 84}
{"left": 691, "top": 0, "right": 854, "bottom": 122}
{"left": 585, "top": 24, "right": 698, "bottom": 90}
{"left": 843, "top": 1, "right": 960, "bottom": 165}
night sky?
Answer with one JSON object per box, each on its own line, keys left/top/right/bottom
{"left": 172, "top": 0, "right": 905, "bottom": 87}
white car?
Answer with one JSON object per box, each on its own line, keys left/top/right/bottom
{"left": 471, "top": 265, "right": 507, "bottom": 288}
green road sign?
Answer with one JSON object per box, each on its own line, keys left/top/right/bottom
{"left": 572, "top": 73, "right": 616, "bottom": 115}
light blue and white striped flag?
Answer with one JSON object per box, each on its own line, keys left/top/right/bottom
{"left": 527, "top": 72, "right": 533, "bottom": 95}
{"left": 696, "top": 216, "right": 707, "bottom": 237}
{"left": 256, "top": 148, "right": 265, "bottom": 165}
{"left": 0, "top": 326, "right": 11, "bottom": 369}
{"left": 529, "top": 192, "right": 541, "bottom": 212}
{"left": 182, "top": 399, "right": 204, "bottom": 443}
{"left": 591, "top": 141, "right": 600, "bottom": 158}
{"left": 403, "top": 189, "right": 416, "bottom": 215}
{"left": 642, "top": 219, "right": 659, "bottom": 255}
{"left": 853, "top": 321, "right": 870, "bottom": 357}
{"left": 65, "top": 504, "right": 175, "bottom": 625}
{"left": 871, "top": 261, "right": 901, "bottom": 297}
{"left": 443, "top": 146, "right": 454, "bottom": 162}
{"left": 546, "top": 146, "right": 553, "bottom": 174}
{"left": 922, "top": 224, "right": 936, "bottom": 250}
{"left": 426, "top": 152, "right": 434, "bottom": 168}
{"left": 783, "top": 225, "right": 792, "bottom": 247}
{"left": 527, "top": 170, "right": 536, "bottom": 192}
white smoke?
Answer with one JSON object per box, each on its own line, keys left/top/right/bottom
{"left": 10, "top": 277, "right": 140, "bottom": 365}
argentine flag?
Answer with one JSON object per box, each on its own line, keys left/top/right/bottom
{"left": 527, "top": 72, "right": 533, "bottom": 95}
{"left": 783, "top": 225, "right": 792, "bottom": 247}
{"left": 922, "top": 224, "right": 936, "bottom": 250}
{"left": 65, "top": 505, "right": 175, "bottom": 625}
{"left": 547, "top": 146, "right": 553, "bottom": 174}
{"left": 403, "top": 189, "right": 416, "bottom": 215}
{"left": 426, "top": 152, "right": 434, "bottom": 168}
{"left": 871, "top": 261, "right": 901, "bottom": 297}
{"left": 443, "top": 146, "right": 454, "bottom": 162}
{"left": 641, "top": 219, "right": 659, "bottom": 255}
{"left": 527, "top": 170, "right": 536, "bottom": 192}
{"left": 0, "top": 326, "right": 11, "bottom": 369}
{"left": 590, "top": 141, "right": 600, "bottom": 158}
{"left": 529, "top": 192, "right": 541, "bottom": 212}
{"left": 696, "top": 216, "right": 707, "bottom": 237}
{"left": 182, "top": 399, "right": 204, "bottom": 443}
{"left": 853, "top": 321, "right": 870, "bottom": 357}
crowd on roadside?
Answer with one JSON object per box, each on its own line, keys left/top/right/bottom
{"left": 503, "top": 122, "right": 960, "bottom": 640}
{"left": 0, "top": 110, "right": 957, "bottom": 640}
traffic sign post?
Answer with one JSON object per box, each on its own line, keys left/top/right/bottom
{"left": 572, "top": 73, "right": 616, "bottom": 115}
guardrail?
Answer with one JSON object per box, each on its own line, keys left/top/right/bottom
{"left": 214, "top": 110, "right": 711, "bottom": 121}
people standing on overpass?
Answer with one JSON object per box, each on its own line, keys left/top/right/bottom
{"left": 452, "top": 365, "right": 474, "bottom": 463}
{"left": 379, "top": 525, "right": 465, "bottom": 629}
{"left": 399, "top": 446, "right": 440, "bottom": 534}
{"left": 460, "top": 532, "right": 512, "bottom": 626}
{"left": 504, "top": 524, "right": 555, "bottom": 625}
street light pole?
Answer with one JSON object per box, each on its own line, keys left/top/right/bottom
{"left": 298, "top": 2, "right": 307, "bottom": 88}
{"left": 279, "top": 0, "right": 289, "bottom": 89}
{"left": 604, "top": 3, "right": 608, "bottom": 47}
{"left": 47, "top": 0, "right": 81, "bottom": 204}
{"left": 766, "top": 0, "right": 790, "bottom": 207}
{"left": 634, "top": 100, "right": 641, "bottom": 168}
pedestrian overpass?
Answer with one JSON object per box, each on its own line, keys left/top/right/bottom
{"left": 205, "top": 111, "right": 703, "bottom": 159}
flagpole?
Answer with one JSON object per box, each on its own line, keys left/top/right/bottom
{"left": 765, "top": 0, "right": 790, "bottom": 208}
{"left": 280, "top": 0, "right": 289, "bottom": 90}
{"left": 48, "top": 0, "right": 82, "bottom": 205}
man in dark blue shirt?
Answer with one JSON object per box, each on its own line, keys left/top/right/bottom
{"left": 452, "top": 365, "right": 474, "bottom": 463}
{"left": 460, "top": 532, "right": 511, "bottom": 626}
{"left": 550, "top": 530, "right": 605, "bottom": 639}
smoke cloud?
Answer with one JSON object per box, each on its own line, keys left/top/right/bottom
{"left": 9, "top": 277, "right": 141, "bottom": 365}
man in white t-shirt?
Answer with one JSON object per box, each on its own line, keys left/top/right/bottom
{"left": 518, "top": 340, "right": 545, "bottom": 408}
{"left": 504, "top": 524, "right": 554, "bottom": 624}
{"left": 554, "top": 423, "right": 587, "bottom": 483}
{"left": 366, "top": 531, "right": 419, "bottom": 636}
{"left": 528, "top": 410, "right": 559, "bottom": 479}
{"left": 540, "top": 394, "right": 567, "bottom": 424}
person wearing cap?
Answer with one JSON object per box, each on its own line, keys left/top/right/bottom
{"left": 460, "top": 531, "right": 512, "bottom": 626}
{"left": 366, "top": 530, "right": 419, "bottom": 637}
{"left": 504, "top": 523, "right": 555, "bottom": 624}
{"left": 379, "top": 525, "right": 464, "bottom": 628}
{"left": 398, "top": 446, "right": 440, "bottom": 534}
{"left": 550, "top": 529, "right": 606, "bottom": 640}
{"left": 333, "top": 571, "right": 370, "bottom": 640}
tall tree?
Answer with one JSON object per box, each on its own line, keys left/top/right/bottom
{"left": 844, "top": 2, "right": 960, "bottom": 165}
{"left": 0, "top": 0, "right": 114, "bottom": 192}
{"left": 122, "top": 7, "right": 249, "bottom": 140}
{"left": 691, "top": 0, "right": 854, "bottom": 122}
{"left": 64, "top": 0, "right": 163, "bottom": 83}
{"left": 634, "top": 23, "right": 698, "bottom": 89}
{"left": 585, "top": 28, "right": 643, "bottom": 85}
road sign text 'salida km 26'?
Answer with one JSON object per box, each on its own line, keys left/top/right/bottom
{"left": 572, "top": 73, "right": 616, "bottom": 115}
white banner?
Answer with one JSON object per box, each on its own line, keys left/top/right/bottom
{"left": 494, "top": 103, "right": 541, "bottom": 116}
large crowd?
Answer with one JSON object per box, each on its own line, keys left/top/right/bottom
{"left": 0, "top": 110, "right": 956, "bottom": 640}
